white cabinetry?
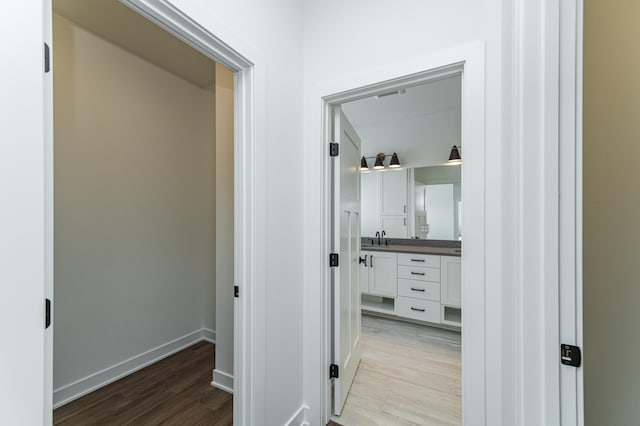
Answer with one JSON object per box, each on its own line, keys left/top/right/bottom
{"left": 441, "top": 256, "right": 462, "bottom": 308}
{"left": 440, "top": 256, "right": 462, "bottom": 326}
{"left": 360, "top": 170, "right": 408, "bottom": 238}
{"left": 360, "top": 173, "right": 379, "bottom": 237}
{"left": 380, "top": 216, "right": 407, "bottom": 238}
{"left": 361, "top": 249, "right": 462, "bottom": 329}
{"left": 380, "top": 169, "right": 408, "bottom": 215}
{"left": 360, "top": 250, "right": 397, "bottom": 298}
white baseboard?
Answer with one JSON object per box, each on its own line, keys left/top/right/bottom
{"left": 285, "top": 404, "right": 310, "bottom": 426}
{"left": 201, "top": 327, "right": 216, "bottom": 343}
{"left": 53, "top": 328, "right": 216, "bottom": 408}
{"left": 211, "top": 369, "right": 234, "bottom": 394}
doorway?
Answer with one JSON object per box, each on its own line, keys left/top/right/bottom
{"left": 331, "top": 74, "right": 463, "bottom": 425}
{"left": 302, "top": 43, "right": 487, "bottom": 425}
{"left": 50, "top": 0, "right": 232, "bottom": 421}
{"left": 43, "top": 0, "right": 257, "bottom": 423}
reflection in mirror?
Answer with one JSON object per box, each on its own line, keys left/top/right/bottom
{"left": 412, "top": 165, "right": 461, "bottom": 240}
{"left": 360, "top": 165, "right": 461, "bottom": 241}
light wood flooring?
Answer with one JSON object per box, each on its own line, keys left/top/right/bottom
{"left": 53, "top": 341, "right": 232, "bottom": 425}
{"left": 333, "top": 314, "right": 462, "bottom": 426}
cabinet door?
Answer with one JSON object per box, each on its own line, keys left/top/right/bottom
{"left": 380, "top": 215, "right": 407, "bottom": 238}
{"left": 380, "top": 169, "right": 407, "bottom": 216}
{"left": 360, "top": 173, "right": 379, "bottom": 237}
{"left": 369, "top": 251, "right": 397, "bottom": 297}
{"left": 441, "top": 256, "right": 462, "bottom": 307}
{"left": 360, "top": 250, "right": 371, "bottom": 294}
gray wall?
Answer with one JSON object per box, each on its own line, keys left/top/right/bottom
{"left": 53, "top": 14, "right": 215, "bottom": 390}
{"left": 584, "top": 1, "right": 640, "bottom": 424}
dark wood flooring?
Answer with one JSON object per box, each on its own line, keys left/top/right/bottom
{"left": 54, "top": 341, "right": 232, "bottom": 425}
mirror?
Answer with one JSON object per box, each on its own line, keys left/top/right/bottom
{"left": 360, "top": 165, "right": 461, "bottom": 241}
{"left": 412, "top": 165, "right": 461, "bottom": 240}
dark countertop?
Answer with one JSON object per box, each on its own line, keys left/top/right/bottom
{"left": 361, "top": 244, "right": 461, "bottom": 257}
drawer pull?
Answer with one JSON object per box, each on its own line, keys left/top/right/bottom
{"left": 410, "top": 287, "right": 425, "bottom": 292}
{"left": 410, "top": 272, "right": 426, "bottom": 276}
{"left": 410, "top": 258, "right": 425, "bottom": 262}
{"left": 411, "top": 307, "right": 426, "bottom": 312}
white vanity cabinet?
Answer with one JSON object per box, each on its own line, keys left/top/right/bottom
{"left": 361, "top": 248, "right": 462, "bottom": 329}
{"left": 360, "top": 170, "right": 408, "bottom": 238}
{"left": 360, "top": 250, "right": 397, "bottom": 298}
{"left": 360, "top": 174, "right": 379, "bottom": 238}
{"left": 441, "top": 256, "right": 462, "bottom": 308}
{"left": 380, "top": 169, "right": 408, "bottom": 216}
{"left": 380, "top": 216, "right": 407, "bottom": 238}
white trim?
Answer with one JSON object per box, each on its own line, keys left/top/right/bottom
{"left": 303, "top": 42, "right": 486, "bottom": 425}
{"left": 511, "top": 0, "right": 583, "bottom": 423}
{"left": 202, "top": 327, "right": 217, "bottom": 343}
{"left": 43, "top": 0, "right": 54, "bottom": 424}
{"left": 53, "top": 328, "right": 214, "bottom": 408}
{"left": 285, "top": 404, "right": 310, "bottom": 426}
{"left": 45, "top": 1, "right": 263, "bottom": 423}
{"left": 212, "top": 369, "right": 234, "bottom": 394}
{"left": 558, "top": 0, "right": 584, "bottom": 424}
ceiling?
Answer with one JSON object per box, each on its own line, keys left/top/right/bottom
{"left": 342, "top": 75, "right": 461, "bottom": 128}
{"left": 341, "top": 75, "right": 462, "bottom": 168}
{"left": 53, "top": 0, "right": 215, "bottom": 87}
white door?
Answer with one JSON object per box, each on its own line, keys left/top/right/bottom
{"left": 0, "top": 2, "right": 53, "bottom": 424}
{"left": 381, "top": 215, "right": 408, "bottom": 238}
{"left": 332, "top": 107, "right": 362, "bottom": 415}
{"left": 425, "top": 184, "right": 454, "bottom": 240}
{"left": 369, "top": 251, "right": 398, "bottom": 297}
{"left": 381, "top": 169, "right": 408, "bottom": 215}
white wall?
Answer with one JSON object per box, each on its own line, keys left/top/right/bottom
{"left": 584, "top": 1, "right": 640, "bottom": 424}
{"left": 302, "top": 0, "right": 509, "bottom": 423}
{"left": 214, "top": 63, "right": 235, "bottom": 389}
{"left": 53, "top": 14, "right": 215, "bottom": 392}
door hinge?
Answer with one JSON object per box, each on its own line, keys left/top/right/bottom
{"left": 329, "top": 363, "right": 339, "bottom": 379}
{"left": 234, "top": 286, "right": 239, "bottom": 298}
{"left": 329, "top": 142, "right": 339, "bottom": 157}
{"left": 560, "top": 343, "right": 581, "bottom": 367}
{"left": 329, "top": 253, "right": 339, "bottom": 267}
{"left": 45, "top": 298, "right": 51, "bottom": 329}
{"left": 44, "top": 42, "right": 50, "bottom": 73}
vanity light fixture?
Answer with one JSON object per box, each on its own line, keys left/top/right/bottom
{"left": 446, "top": 145, "right": 462, "bottom": 166}
{"left": 373, "top": 154, "right": 385, "bottom": 169}
{"left": 360, "top": 156, "right": 369, "bottom": 171}
{"left": 389, "top": 152, "right": 400, "bottom": 168}
{"left": 360, "top": 152, "right": 401, "bottom": 171}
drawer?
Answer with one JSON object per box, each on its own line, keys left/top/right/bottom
{"left": 398, "top": 279, "right": 440, "bottom": 301}
{"left": 395, "top": 297, "right": 440, "bottom": 323}
{"left": 397, "top": 253, "right": 440, "bottom": 268}
{"left": 398, "top": 265, "right": 440, "bottom": 282}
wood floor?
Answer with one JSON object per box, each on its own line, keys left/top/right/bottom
{"left": 53, "top": 341, "right": 232, "bottom": 425}
{"left": 332, "top": 314, "right": 462, "bottom": 426}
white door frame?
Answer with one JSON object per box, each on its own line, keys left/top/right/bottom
{"left": 510, "top": 0, "right": 583, "bottom": 423}
{"left": 558, "top": 0, "right": 584, "bottom": 424}
{"left": 43, "top": 0, "right": 262, "bottom": 424}
{"left": 302, "top": 42, "right": 486, "bottom": 425}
